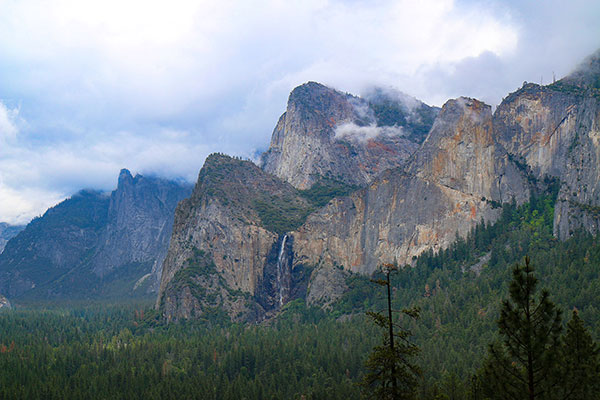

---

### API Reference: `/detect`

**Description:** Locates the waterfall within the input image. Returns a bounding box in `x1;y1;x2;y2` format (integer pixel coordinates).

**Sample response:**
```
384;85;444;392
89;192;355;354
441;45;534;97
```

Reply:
276;234;288;306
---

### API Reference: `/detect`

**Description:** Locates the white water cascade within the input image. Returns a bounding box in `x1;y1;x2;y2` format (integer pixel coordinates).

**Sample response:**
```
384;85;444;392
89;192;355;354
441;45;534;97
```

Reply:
276;234;288;306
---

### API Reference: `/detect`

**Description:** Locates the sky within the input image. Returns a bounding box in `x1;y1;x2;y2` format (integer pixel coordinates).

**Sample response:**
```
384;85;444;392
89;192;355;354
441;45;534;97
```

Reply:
0;0;599;225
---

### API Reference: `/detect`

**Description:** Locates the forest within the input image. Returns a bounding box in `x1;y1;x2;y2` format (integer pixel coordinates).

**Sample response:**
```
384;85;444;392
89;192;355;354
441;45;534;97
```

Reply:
1;187;600;399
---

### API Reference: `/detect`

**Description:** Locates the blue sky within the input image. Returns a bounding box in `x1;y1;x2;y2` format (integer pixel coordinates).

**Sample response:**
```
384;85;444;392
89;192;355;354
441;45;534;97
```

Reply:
0;0;599;224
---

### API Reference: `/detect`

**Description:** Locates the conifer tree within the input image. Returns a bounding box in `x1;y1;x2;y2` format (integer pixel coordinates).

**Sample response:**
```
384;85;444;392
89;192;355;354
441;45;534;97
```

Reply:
361;263;420;400
557;309;600;400
481;256;562;400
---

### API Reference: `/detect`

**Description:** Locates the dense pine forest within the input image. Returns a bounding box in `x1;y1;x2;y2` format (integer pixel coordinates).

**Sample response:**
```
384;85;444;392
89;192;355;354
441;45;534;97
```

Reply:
2;186;600;399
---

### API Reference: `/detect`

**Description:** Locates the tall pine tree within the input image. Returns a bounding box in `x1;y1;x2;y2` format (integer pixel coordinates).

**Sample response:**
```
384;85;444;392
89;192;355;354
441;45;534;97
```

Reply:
481;256;562;400
557;310;600;400
360;263;420;400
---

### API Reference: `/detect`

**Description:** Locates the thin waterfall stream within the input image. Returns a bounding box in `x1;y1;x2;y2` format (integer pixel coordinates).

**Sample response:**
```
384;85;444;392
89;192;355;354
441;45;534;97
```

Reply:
276;234;288;306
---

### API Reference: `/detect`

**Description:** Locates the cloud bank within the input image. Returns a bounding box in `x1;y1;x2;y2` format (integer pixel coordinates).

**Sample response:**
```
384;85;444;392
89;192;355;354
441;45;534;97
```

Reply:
0;0;598;223
334;123;406;143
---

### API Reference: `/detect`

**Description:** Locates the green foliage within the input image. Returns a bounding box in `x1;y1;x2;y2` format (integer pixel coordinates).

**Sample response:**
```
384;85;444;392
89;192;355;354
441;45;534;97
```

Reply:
370;101;408;127
299;177;359;208
168;248;216;297
570;201;600;218
198;154;321;234
361;268;420;399
198;155;363;234
0;190;110;293
547;80;588;96
334;186;600;395
556;310;600;400
548;79;600;99
252;198;314;234
18;260;156;304
0;305;377;400
481;257;562;400
253;176;359;233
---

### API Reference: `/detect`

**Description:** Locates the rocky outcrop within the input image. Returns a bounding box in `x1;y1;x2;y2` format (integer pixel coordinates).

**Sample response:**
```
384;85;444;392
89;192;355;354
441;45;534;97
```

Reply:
494;50;600;239
292;98;530;275
0;294;11;310
0;171;191;300
157;154;312;321
261;82;438;189
306;265;348;309
0;223;24;254
90;169;192;292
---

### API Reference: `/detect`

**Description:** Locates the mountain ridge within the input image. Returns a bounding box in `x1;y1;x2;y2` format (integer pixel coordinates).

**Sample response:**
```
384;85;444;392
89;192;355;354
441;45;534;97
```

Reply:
157;50;600;321
0;170;192;302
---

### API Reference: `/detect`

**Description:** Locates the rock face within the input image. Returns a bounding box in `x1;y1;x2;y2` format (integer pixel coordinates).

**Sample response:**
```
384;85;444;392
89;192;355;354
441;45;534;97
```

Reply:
494;50;600;239
157;97;532;321
0;294;11;310
261;82;438;189
90;170;193;292
157;154;312;321
158;50;600;320
0;171;191;300
306;264;348;309
292;98;530;275
0;223;25;254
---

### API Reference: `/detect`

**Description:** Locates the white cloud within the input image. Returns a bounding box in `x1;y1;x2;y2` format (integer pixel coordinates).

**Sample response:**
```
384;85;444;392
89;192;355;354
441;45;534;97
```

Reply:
0;102;18;143
0;180;65;226
0;0;598;223
0;100;210;224
334;123;406;143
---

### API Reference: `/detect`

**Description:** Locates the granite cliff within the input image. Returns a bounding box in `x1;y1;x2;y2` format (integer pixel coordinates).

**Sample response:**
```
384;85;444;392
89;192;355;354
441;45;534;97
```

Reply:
0;170;191;301
261;82;438;189
90;169;193;292
493;50;600;240
0;293;11;310
292;97;530;279
157;154;313;321
157;96;531;319
158;51;600;321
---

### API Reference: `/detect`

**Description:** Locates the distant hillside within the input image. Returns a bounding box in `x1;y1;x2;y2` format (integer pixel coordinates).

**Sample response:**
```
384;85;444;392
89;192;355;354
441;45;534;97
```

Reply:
0;170;192;303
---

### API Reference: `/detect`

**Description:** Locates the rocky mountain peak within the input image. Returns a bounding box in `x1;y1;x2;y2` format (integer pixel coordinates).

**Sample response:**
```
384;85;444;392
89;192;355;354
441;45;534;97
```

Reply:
193;153;310;222
157;153;314;321
438;96;491;120
493;52;600;240
422;97;491;146
155;49;600;322
261;82;437;189
292;94;529;277
286;81;357;122
118;168;134;185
